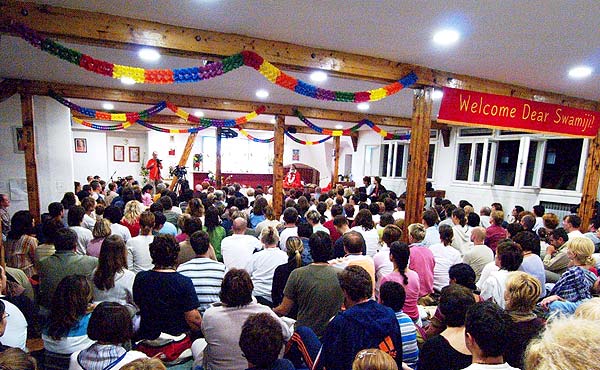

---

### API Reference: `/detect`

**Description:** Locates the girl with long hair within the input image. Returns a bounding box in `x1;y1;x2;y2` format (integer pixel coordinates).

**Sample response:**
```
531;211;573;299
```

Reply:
202;206;226;262
378;241;420;322
93;235;137;314
350;209;379;256
5;211;38;278
121;200;143;237
86;218;111;258
42;275;94;370
271;236;306;318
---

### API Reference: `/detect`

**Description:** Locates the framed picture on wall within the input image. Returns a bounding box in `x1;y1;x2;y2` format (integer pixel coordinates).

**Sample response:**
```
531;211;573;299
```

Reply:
129;146;140;162
12;127;25;153
74;138;87;153
113;145;125;162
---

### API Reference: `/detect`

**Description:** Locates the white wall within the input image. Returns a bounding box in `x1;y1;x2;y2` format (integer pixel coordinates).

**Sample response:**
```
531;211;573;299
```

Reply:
0;95;27;216
72;129;108;183
105;132;147;183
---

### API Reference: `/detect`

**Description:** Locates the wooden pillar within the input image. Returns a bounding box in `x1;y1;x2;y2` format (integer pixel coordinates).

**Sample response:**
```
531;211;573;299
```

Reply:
273;115;285;218
404;88;433;239
169;132;197;191
580;130;600;231
333;136;341;186
215;128;222;188
20;94;41;223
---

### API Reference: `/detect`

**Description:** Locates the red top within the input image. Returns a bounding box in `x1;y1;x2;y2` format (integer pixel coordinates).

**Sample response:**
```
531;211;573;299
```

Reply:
283;170;303;189
146;158;163;181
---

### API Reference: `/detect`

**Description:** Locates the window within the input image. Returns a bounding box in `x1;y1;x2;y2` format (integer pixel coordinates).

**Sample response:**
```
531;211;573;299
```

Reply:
364;145;381;176
541;139;583;190
379;141;434;179
427;144;435;179
454;140;492;183
523;139;545;187
455;143;471;181
493;140;520;186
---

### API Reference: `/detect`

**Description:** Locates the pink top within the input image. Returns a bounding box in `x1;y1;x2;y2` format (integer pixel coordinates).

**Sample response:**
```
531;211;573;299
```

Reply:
86;237;105;258
408;243;436;297
379;269;420;320
141;193;153;207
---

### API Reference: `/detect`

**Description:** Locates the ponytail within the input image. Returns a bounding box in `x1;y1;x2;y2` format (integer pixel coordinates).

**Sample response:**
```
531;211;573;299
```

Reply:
260;226;279;246
294;249;302;269
286;236;304;269
389;241;410;285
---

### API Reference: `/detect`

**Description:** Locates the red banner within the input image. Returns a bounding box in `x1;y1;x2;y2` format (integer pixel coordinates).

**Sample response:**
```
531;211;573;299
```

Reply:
438;87;600;138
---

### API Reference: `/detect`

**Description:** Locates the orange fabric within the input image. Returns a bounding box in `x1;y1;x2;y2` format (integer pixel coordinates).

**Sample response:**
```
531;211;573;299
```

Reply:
146;158;163;181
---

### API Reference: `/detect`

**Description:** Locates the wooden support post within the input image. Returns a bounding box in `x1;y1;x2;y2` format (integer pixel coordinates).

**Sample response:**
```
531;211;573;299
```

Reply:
580;130;600;231
333;136;341;186
168;132;197;191
404;88;433;240
216;128;222;188
20;94;41;223
273;115;285;218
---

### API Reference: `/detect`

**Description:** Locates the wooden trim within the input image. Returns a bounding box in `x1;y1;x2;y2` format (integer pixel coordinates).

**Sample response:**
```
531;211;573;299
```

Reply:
168;133;196;191
1;1;598;109
13;79;441;128
273;115;285;218
0;79;18;103
20;94;40;222
333;136;340;185
404;88;433;238
580;131;600;231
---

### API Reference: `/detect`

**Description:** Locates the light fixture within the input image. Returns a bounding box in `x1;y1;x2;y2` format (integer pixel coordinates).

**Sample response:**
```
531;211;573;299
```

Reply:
138;48;161;62
195;110;205;117
357;103;370;111
120;77;136;85
433;29;460;46
270;118;276;124
102;102;114;110
432;89;444;100
335;124;343;129
222;101;231;105
568;66;593;79
310;71;328;82
255;89;269;99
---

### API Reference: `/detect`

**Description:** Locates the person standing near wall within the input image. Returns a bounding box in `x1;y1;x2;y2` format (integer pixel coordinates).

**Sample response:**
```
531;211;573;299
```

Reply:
145;151;163;189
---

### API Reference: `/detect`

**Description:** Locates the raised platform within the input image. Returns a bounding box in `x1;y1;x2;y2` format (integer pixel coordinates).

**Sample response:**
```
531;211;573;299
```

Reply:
193;172;273;189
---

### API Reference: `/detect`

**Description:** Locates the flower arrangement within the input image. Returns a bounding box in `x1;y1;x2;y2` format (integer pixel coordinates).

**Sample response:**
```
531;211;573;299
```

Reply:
139;165;149;184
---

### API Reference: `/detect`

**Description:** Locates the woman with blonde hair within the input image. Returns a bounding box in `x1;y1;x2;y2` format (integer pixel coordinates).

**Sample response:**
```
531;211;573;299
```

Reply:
86;218;111;258
120;358;166;370
0;348;38;370
503;272;545;369
185;198;204;219
352;348;398;370
524;317;600;370
271;236;306;317
245;226;288;307
574;297;600;319
121;200;143;237
540;237;600;314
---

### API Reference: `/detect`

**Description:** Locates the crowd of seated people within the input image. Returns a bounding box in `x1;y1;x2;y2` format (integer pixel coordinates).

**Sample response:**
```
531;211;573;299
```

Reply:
1;175;600;369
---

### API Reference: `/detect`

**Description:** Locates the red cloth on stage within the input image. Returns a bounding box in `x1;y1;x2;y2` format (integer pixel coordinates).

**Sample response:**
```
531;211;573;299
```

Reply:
146;158;163;181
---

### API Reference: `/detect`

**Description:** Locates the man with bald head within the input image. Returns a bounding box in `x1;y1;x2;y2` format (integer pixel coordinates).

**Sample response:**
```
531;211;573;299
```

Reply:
220;217;262;269
463;226;494;283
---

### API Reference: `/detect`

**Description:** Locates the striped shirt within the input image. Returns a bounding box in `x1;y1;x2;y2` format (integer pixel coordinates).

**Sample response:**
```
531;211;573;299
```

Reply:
549;266;597;302
395;311;419;368
177;257;226;312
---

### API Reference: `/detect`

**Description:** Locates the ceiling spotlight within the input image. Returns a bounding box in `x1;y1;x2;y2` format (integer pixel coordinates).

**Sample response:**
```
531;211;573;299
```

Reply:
357;103;370;111
222;101;231;105
102;102;114;110
310;71;328;82
568;66;593;79
138;48;161;62
120;77;136;85
433;29;460;46
270;118;276;124
432;89;444;100
255;89;269;99
335;124;343;129
195;110;205;117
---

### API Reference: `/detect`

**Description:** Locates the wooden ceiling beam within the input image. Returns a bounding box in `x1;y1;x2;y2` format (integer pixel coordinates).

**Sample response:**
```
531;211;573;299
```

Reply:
14;78;447;129
0;79;19;103
71;111;358;135
1;1;597;110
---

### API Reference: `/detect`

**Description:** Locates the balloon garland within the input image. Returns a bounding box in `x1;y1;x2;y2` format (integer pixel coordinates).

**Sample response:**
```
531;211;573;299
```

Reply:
293;109;411;140
284;131;332;145
71;116;133;131
165;102;266;127
11;21;418;102
235;126;275;143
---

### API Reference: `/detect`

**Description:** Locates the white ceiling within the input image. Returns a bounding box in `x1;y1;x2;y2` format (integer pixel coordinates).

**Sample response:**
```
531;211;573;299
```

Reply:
1;0;598;128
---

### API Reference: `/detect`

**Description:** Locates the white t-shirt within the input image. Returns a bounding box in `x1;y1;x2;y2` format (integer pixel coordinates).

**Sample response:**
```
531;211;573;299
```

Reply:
221;234;262;270
476;261;500;290
110;223;132;242
126;235;155;274
0;298;27;350
69;348;147;370
351;226;380;257
246;248;288;299
463;244;495;283
479;269;510;308
82;214;96;231
279;227;298;251
462;362;520;370
70;226;93;255
92;269;136;308
429;243;463;292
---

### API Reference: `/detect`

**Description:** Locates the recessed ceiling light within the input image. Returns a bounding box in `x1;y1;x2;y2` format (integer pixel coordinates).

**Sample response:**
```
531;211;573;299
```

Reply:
222;101;231;105
568;66;593;79
120;77;136;85
432;89;444;100
195;110;205;117
335;124;343;129
102;102;114;110
433;29;460;46
357;103;370;111
310;71;328;82
255;89;269;99
138;48;161;62
270;118;276;124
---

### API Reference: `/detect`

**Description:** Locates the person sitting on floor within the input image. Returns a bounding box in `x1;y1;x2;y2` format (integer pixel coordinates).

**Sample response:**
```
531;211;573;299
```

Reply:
239;313;295;370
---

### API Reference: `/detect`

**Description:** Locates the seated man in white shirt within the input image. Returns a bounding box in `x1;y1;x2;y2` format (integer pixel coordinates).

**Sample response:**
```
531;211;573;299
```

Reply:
221;217;262;270
0;267;28;350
